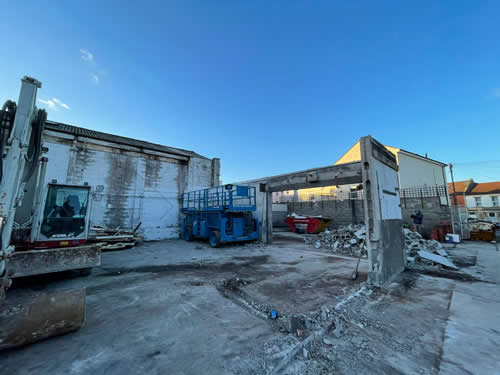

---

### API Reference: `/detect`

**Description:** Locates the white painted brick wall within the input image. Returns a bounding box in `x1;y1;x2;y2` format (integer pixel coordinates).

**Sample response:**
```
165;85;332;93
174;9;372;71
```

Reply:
41;138;214;241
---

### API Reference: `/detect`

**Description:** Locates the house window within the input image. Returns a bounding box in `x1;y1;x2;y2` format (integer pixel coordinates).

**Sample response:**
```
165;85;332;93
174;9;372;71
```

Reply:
492;196;499;206
469;211;476;217
475;197;482;207
489;212;496;218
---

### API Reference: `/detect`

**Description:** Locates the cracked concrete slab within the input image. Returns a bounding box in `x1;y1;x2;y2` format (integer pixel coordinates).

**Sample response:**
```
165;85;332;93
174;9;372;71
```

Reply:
1;236;499;374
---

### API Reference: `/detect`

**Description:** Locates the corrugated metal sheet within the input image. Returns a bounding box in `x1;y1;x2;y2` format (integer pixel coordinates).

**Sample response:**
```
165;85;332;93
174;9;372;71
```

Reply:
45;121;209;160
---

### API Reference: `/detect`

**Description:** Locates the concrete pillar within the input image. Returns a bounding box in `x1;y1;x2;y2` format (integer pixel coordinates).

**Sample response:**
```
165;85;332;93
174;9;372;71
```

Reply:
264;188;273;244
211;158;220;187
360;136;405;286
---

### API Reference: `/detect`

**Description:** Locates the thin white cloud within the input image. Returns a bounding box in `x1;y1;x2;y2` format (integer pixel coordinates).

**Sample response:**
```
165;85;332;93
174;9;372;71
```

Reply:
51;98;70;109
492;88;500;98
80;48;104;84
38;98;56;110
80;48;94;63
37;98;70;111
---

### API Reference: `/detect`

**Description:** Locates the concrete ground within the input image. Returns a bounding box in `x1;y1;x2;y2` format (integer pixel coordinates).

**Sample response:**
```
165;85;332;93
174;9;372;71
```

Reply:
1;233;499;374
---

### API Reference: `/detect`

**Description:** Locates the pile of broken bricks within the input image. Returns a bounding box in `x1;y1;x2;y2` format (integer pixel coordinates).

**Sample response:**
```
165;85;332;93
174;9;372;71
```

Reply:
304;224;367;258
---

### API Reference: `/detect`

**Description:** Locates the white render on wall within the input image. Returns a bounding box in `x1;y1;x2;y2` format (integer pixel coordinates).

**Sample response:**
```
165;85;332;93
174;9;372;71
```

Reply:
396;152;447;189
38;131;215;241
187;157;213;191
466;195;500;208
373;158;402;220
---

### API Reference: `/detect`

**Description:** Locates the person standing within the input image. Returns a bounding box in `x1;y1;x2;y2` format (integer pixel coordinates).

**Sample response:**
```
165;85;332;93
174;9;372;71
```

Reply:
411;210;424;235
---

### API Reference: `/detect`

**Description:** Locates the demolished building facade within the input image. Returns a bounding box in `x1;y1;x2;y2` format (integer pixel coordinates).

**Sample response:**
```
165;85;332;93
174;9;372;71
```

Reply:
15;121;220;241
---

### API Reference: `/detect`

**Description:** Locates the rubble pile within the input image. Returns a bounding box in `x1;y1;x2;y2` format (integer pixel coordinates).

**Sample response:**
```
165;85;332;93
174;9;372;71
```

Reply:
305;224;367;257
305;225;459;269
404;228;457;269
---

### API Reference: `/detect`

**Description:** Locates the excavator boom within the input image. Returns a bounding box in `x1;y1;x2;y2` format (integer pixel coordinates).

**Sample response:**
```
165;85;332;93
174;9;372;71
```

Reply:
0;77;93;350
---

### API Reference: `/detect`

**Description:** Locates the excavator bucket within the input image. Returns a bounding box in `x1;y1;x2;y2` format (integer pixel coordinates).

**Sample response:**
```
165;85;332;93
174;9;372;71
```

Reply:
0;288;85;351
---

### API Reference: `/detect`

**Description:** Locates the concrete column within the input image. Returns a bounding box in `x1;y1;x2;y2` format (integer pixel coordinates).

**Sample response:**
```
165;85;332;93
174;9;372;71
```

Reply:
211;158;220;187
360;136;405;286
264;188;273;244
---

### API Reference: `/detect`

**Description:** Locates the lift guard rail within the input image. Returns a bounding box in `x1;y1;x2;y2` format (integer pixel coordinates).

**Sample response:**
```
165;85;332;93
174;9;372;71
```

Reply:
181;184;259;247
182;184;256;212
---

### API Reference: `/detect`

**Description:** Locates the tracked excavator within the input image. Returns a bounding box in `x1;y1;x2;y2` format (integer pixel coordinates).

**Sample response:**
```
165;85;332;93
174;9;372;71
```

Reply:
0;76;101;350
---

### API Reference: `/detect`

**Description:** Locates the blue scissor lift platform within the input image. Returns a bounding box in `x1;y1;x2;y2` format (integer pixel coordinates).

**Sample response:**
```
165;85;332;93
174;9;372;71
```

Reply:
181;184;259;247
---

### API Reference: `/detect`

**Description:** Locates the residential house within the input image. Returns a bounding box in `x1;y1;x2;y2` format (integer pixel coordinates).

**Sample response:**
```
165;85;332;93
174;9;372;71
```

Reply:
274;140;449;204
447;179;475;207
335;141;449;190
450;180;500;222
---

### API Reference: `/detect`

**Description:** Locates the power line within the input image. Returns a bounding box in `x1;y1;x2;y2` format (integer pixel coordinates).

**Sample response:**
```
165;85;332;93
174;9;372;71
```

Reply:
452;160;500;166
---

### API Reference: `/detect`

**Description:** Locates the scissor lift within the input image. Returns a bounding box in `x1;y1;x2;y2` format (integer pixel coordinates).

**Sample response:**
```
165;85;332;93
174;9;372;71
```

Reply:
181;184;259;247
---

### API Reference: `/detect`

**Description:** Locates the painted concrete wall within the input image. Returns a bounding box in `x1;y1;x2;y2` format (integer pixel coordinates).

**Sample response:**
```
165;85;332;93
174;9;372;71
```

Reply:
335;141;361;165
30;132;215;241
360;137;405;286
187;157;215;191
396;153;446;188
242;182;268;241
335;141;447;190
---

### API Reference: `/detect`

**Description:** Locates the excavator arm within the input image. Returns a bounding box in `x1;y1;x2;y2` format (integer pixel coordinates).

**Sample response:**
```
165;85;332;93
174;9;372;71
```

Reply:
0;77;87;351
0;77;43;298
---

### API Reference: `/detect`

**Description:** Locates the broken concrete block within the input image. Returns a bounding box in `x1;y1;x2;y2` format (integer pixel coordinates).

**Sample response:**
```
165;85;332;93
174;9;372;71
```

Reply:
431;240;443;249
417;250;458;270
303;348;308;359
410;241;421;248
323;337;335;346
354;229;366;239
321;311;328;322
436;249;448;257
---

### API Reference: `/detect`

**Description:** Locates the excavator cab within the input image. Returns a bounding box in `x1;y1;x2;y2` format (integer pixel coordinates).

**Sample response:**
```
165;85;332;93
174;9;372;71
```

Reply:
38;184;91;245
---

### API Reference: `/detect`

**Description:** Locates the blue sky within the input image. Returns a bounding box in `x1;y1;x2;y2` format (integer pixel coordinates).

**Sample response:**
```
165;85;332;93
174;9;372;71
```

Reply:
1;1;499;183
